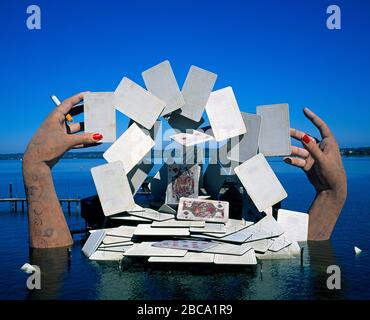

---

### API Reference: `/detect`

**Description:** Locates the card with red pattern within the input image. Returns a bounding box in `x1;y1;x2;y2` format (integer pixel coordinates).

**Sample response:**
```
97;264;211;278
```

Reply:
177;197;229;223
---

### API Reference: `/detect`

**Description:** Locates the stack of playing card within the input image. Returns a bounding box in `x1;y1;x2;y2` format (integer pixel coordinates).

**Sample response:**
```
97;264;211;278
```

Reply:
83;60;308;266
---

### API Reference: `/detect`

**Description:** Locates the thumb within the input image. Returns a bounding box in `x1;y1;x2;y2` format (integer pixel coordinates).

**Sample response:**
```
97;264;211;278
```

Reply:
69;132;103;147
302;133;322;161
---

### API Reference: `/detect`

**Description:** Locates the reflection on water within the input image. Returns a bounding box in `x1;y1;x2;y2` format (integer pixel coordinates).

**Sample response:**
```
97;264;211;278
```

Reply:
0;157;370;299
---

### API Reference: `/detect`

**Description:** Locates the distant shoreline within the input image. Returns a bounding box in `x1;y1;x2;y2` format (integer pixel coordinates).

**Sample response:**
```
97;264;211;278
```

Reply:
1;147;370;160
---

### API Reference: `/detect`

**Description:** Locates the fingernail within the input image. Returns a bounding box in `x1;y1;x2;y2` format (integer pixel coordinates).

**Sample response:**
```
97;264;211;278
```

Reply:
283;157;292;164
302;134;311;144
93;133;103;141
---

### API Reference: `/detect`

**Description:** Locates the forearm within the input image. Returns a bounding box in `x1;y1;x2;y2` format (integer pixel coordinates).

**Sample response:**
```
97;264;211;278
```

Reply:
22;156;73;249
308;190;346;241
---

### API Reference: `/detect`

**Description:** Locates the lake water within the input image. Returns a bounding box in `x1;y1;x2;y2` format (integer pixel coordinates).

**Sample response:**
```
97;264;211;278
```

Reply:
0;157;369;300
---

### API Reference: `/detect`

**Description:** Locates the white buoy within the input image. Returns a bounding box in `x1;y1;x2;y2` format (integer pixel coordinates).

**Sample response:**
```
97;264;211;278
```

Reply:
20;263;36;274
354;246;362;255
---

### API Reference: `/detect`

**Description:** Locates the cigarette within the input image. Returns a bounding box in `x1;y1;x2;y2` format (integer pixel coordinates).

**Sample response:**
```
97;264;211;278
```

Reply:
50;95;73;122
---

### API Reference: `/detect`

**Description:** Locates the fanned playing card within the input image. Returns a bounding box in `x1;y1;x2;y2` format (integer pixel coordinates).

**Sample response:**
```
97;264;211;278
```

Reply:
84;92;116;142
165;164;200;205
180;65;217;122
177;197;229;223
277;209;309;242
103;123;155;174
256;103;291;156
228;112;261;162
234;153;287;212
114;77;166;130
205;87;247;142
91;161;136;216
142;60;184;116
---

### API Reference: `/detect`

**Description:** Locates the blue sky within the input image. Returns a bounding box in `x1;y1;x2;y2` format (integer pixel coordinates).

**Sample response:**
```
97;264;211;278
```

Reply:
0;0;369;153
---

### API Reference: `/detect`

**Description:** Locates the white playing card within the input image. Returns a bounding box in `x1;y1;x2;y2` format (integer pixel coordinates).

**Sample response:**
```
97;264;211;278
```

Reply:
97;245;132;253
256;103;291;156
103;123;155;174
205;87;247;142
133;224;190;236
89;250;125;261
91;161;136;216
142;60;184;116
220;228;253;243
177;198;229;223
213;250;257;265
268;234;292;252
109;214;151;222
114;77;166;129
234;153;287;212
247;239;274;253
99;242;134;248
82;230;106;257
244;216;285;239
148;252;215;264
204;219;253;238
84;92;116;142
124;242;187;257
203;242;252;256
103;236;133;245
228;113;261;162
257;241;300;260
126;204;146;212
190;222;226;234
277;209;309;242
106;225;136;238
151;220;205;228
180;66;217;122
152;240;217;252
128;208;174;222
170;130;214;147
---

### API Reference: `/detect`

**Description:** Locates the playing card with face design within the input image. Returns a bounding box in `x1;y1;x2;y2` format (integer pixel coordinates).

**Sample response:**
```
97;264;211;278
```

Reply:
165;164;200;205
177;197;229;223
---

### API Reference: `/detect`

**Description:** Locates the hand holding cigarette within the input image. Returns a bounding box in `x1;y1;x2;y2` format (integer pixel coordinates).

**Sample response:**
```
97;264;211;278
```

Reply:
22;92;103;248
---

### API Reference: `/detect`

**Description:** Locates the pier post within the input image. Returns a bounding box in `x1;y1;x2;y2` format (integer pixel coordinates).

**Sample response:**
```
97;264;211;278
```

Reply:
300;247;304;266
9;183;14;211
21;200;25;213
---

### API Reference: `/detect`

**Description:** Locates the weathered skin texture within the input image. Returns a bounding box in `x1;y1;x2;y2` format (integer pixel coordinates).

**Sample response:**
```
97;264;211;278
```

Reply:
22;92;102;249
284;108;347;241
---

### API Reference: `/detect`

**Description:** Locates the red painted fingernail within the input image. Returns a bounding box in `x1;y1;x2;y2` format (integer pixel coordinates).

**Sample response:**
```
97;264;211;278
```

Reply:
302;134;311;144
93;133;103;141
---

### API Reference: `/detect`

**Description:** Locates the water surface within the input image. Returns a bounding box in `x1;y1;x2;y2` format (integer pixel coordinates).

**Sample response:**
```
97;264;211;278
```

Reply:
0;157;369;300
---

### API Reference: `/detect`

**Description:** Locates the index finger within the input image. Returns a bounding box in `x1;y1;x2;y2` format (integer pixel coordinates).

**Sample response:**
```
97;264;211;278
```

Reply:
303;107;332;139
59;92;87;114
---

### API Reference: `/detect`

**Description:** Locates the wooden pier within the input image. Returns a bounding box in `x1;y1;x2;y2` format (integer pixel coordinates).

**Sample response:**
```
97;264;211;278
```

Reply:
0;197;81;213
1;183;81;214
